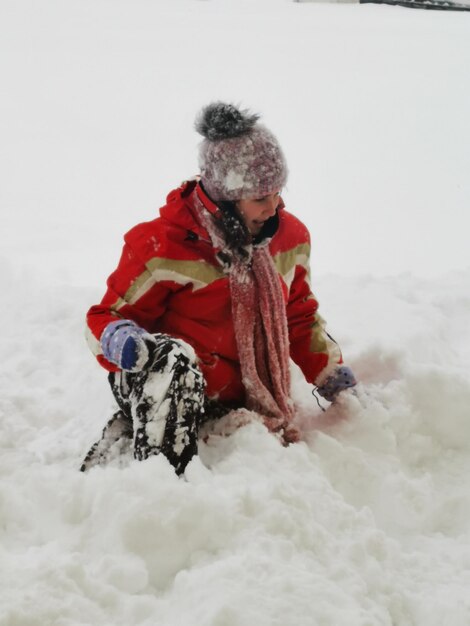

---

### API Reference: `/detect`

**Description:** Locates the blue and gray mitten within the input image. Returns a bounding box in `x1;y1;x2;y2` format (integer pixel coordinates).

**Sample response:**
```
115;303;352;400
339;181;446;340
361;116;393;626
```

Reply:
100;320;157;372
316;366;357;402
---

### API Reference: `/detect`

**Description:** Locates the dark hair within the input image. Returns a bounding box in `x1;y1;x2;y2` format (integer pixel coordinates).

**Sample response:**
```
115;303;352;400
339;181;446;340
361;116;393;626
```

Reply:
215;200;251;262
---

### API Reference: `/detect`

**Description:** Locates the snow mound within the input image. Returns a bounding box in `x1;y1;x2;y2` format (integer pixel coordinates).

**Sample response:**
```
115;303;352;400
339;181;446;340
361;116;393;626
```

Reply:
1;263;470;625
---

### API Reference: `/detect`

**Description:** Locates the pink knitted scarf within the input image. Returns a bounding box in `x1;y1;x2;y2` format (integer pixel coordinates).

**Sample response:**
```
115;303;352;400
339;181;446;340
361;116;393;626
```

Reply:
194;192;295;437
229;249;295;432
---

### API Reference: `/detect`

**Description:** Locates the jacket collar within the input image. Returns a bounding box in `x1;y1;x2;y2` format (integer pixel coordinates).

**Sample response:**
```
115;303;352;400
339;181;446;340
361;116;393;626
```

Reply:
167;178;283;245
195;180;220;218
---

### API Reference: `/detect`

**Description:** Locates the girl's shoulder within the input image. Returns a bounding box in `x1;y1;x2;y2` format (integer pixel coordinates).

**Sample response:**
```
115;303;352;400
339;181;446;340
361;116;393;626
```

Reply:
273;207;311;250
122;182;212;263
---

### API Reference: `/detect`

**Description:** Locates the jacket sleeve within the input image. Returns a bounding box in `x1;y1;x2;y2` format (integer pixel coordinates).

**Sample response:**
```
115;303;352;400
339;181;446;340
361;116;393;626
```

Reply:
286;253;342;386
85;235;172;372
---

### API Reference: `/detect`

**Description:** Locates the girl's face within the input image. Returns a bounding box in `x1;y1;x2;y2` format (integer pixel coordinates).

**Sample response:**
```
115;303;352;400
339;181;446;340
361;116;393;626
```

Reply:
236;191;281;235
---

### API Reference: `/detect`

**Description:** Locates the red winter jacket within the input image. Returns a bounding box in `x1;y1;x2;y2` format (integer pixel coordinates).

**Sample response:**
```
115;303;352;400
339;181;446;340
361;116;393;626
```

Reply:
86;181;342;403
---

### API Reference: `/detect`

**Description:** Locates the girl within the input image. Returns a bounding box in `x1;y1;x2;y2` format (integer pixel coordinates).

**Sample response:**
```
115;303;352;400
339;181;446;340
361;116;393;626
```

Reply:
82;102;356;474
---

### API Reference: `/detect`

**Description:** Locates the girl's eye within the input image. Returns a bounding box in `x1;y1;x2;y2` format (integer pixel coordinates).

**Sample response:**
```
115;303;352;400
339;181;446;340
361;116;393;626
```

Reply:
254;192;281;203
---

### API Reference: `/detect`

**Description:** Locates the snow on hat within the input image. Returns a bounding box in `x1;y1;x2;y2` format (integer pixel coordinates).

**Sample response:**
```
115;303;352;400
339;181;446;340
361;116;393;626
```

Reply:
195;102;288;202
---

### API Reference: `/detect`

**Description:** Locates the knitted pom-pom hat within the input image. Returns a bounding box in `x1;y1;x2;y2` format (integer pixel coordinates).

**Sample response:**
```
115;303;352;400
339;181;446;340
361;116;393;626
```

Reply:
195;102;288;202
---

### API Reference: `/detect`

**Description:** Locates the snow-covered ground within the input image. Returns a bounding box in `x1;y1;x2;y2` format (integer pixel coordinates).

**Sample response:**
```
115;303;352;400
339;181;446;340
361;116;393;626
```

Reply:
1;1;469;624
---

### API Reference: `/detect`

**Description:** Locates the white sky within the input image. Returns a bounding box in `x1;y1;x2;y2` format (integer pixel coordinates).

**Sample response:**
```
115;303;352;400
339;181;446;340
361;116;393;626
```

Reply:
1;0;469;286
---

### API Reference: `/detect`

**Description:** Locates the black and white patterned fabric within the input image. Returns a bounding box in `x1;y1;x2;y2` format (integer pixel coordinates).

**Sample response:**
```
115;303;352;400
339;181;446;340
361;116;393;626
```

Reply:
81;334;211;475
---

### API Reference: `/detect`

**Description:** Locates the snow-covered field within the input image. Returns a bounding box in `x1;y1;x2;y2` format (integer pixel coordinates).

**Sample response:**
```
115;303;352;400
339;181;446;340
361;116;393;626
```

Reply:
1;1;469;624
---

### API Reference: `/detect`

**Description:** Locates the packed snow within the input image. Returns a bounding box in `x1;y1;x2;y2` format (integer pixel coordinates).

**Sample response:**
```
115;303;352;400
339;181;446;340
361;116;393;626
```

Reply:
1;1;469;625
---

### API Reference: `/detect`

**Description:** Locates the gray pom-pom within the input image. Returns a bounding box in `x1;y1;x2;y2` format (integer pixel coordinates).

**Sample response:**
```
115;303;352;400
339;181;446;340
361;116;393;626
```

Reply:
195;102;259;141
